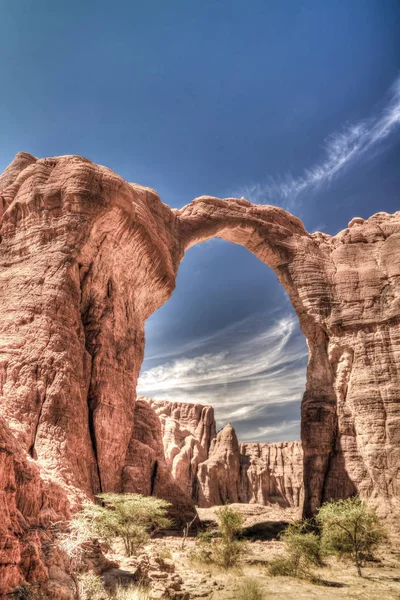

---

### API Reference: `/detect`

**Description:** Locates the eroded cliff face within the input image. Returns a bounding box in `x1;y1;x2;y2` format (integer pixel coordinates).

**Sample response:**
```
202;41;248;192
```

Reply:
140;396;216;497
0;152;399;592
136;398;303;509
122;398;196;526
239;441;303;508
194;422;303;508
0;415;70;595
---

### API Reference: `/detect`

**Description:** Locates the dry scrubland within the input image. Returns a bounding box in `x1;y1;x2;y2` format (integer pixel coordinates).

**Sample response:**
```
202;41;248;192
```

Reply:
16;501;400;600
79;528;400;600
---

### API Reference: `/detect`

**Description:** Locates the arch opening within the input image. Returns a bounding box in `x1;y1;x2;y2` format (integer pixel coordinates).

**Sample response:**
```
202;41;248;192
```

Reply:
138;238;308;510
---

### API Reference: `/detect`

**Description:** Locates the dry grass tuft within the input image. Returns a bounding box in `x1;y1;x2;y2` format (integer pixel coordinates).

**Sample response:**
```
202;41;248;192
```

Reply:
111;585;151;600
236;577;264;600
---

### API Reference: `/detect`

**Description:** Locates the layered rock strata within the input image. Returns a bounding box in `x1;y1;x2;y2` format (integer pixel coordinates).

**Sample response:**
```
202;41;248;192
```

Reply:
140;396;216;497
0;152;399;591
195;422;303;508
122;398;196;525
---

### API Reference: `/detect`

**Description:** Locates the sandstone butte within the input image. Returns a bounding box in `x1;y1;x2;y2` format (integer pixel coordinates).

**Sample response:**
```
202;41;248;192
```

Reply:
0;152;399;593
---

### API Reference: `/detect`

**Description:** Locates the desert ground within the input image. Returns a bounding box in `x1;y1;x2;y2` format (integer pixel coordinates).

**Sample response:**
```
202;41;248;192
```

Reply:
97;504;400;600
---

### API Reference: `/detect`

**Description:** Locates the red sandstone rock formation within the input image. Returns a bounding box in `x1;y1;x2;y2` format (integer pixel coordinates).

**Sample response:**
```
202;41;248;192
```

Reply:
136;398;303;509
0;415;70;594
122;398;196;525
194;421;303;508
239;441;303;508
1;152;399;592
197;424;241;506
140;396;216;497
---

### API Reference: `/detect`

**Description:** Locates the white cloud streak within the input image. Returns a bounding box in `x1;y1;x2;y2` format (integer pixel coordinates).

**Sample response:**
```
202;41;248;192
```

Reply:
136;79;400;442
239;75;400;209
138;314;308;440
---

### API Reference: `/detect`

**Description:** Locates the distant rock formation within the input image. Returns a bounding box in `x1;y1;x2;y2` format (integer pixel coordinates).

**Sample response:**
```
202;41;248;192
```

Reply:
122;399;196;525
1;152;399;593
239;441;303;508
140;396;216;497
143;400;303;508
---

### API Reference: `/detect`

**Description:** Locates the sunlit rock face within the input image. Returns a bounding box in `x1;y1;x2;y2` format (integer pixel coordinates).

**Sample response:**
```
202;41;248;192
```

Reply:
122;398;196;526
0;152;399;592
239;441;303;508
194;422;303;508
140;396;216;497
138;398;303;509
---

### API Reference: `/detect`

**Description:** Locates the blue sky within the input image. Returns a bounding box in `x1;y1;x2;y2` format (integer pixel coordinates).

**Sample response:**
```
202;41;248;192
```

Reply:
1;1;399;441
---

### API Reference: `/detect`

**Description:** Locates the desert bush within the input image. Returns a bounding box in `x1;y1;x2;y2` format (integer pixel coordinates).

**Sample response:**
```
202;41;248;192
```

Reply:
111;585;151;600
212;538;246;568
69;493;172;557
268;555;298;577
190;528;214;564
217;505;244;541
280;521;323;567
192;505;247;569
317;496;387;576
236;578;264;600
78;571;107;600
268;520;322;579
214;505;247;567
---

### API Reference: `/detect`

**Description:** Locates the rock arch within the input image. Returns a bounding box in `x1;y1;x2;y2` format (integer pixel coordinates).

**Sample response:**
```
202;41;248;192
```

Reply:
0;153;399;527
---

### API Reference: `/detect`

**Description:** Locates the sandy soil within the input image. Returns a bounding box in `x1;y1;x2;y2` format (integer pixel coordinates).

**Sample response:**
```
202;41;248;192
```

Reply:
164;536;400;599
104;504;400;599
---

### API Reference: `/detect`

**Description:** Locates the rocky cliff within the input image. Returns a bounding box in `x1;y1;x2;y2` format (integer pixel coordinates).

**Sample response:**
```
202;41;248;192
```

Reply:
122;399;196;525
0;152;399;592
140;396;216;497
195;423;303;508
136;398;303;509
239;441;303;508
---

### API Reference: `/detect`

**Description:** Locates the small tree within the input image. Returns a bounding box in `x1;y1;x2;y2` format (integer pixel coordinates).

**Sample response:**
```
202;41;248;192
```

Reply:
268;520;322;579
192;505;247;569
88;493;172;556
217;505;244;542
61;493;172;563
317;497;387;577
213;505;247;568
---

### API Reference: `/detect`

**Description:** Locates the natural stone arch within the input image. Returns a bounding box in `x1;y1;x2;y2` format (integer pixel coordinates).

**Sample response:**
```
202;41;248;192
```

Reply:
174;196;400;516
0;153;398;524
174;196;338;517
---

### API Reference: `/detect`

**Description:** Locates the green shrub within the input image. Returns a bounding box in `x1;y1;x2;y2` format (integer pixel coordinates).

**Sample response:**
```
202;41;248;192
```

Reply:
268;555;298;577
78;571;107;600
190;529;214;564
236;578;264;600
69;493;172;557
217;505;244;541
192;505;247;568
280;521;324;567
212;538;247;569
268;520;322;579
317;496;387;576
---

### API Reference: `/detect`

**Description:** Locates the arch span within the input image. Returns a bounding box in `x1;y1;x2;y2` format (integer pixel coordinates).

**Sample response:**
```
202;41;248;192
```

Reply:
174;195;340;516
0;154;398;522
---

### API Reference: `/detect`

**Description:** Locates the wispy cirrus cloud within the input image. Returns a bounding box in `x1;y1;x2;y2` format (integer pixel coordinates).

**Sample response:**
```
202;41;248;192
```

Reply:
239;75;400;209
138;312;308;442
